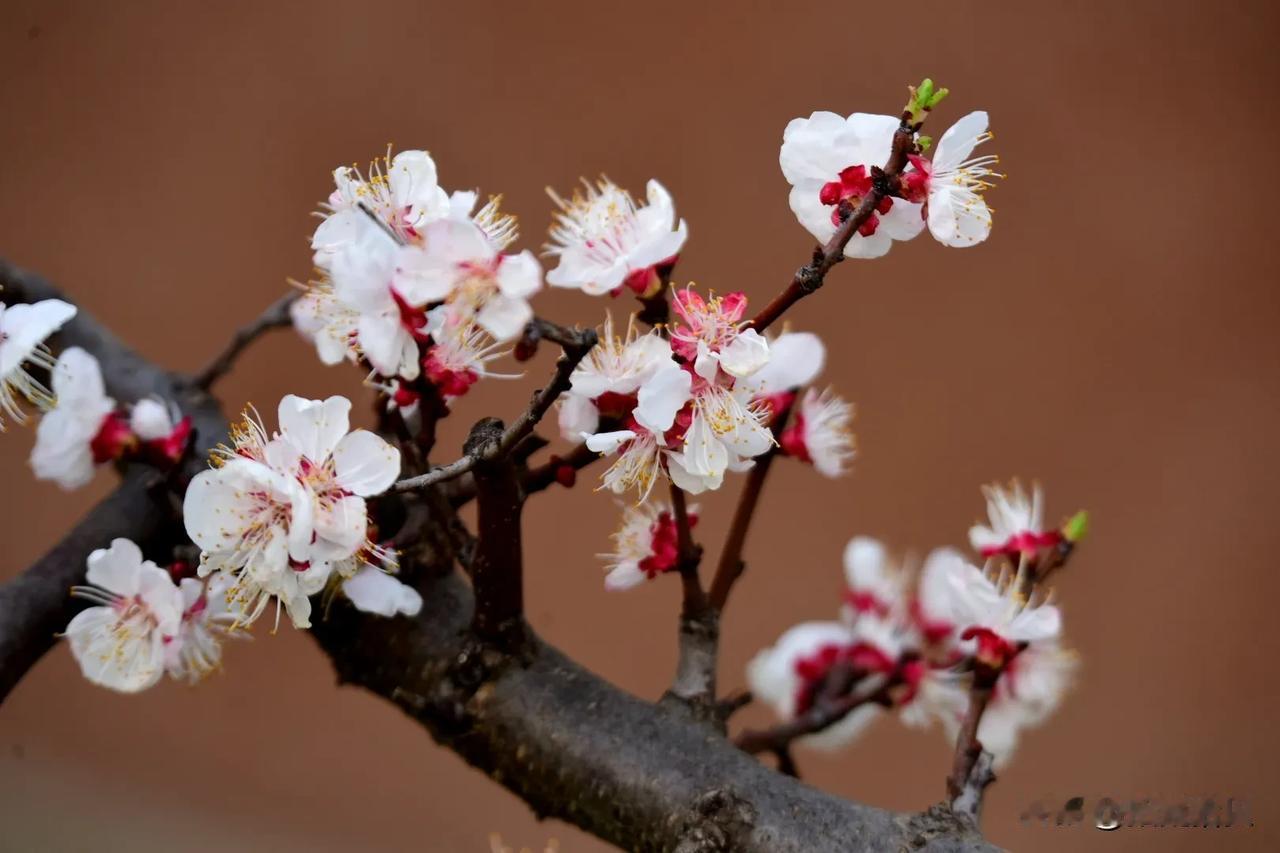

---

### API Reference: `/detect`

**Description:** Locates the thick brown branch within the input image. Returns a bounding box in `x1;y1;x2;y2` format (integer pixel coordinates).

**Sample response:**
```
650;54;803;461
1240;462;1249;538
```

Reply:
0;259;226;700
466;419;527;647
190;291;297;390
311;569;998;853
747;118;919;334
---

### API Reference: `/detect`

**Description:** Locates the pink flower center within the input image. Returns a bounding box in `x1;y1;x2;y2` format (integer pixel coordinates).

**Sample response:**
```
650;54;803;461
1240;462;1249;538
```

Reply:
89;413;137;464
818;165;893;237
980;530;1063;559
960;626;1019;669
638;509;697;579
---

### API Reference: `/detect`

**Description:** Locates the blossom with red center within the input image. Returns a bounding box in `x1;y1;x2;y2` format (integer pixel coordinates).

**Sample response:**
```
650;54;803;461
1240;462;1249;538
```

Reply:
600;501;699;590
184;395;401;630
311;148;517;271
64;538;185;693
669;288;768;378
30;347;120;489
968;480;1062;560
779;111;925;259
900;111;1002;247
746;622;881;750
130;398;193;466
841;537;908;621
545;178;687;297
778;387;856;478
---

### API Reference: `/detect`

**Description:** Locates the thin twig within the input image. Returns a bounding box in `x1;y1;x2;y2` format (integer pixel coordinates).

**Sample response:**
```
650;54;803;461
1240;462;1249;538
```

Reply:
393;320;597;493
735;670;894;757
747;116;921;334
191;292;298;389
670;483;707;614
947;675;998;821
708;399;795;610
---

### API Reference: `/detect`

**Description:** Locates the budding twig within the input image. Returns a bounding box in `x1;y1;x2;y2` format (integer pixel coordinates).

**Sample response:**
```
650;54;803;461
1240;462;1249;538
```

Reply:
191;292;298;390
748;116;921;334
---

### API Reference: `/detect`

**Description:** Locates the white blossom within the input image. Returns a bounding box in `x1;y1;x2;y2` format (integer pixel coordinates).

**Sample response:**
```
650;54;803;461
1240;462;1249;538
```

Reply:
779;387;856;478
746;621;879;750
779;112;924;259
30;347;115;490
183;395;401;629
64;539;184;693
0;298;76;427
968;480;1059;559
166;573;242;683
599;501;691;590
906;111;1000;247
545;178;687;296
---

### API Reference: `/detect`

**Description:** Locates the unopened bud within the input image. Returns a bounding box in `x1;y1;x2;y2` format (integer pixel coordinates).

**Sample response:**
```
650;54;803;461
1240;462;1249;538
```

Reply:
1062;510;1090;544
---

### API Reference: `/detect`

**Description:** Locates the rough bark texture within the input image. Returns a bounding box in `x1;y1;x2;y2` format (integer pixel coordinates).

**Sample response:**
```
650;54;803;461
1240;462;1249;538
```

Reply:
0;261;1000;851
312;570;997;853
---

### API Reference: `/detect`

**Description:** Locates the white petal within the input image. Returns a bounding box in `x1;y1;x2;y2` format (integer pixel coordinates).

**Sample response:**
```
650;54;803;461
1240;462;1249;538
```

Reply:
718;329;770;378
85;538;146;595
495;251;543;298
129;398;174;441
476;294;532;342
278;395;351;464
584;430;636;454
332;430;401;496
745;332;825;395
558;394;599;442
342;567;423;617
313;494;368;557
634;364;692;434
932;111;989;173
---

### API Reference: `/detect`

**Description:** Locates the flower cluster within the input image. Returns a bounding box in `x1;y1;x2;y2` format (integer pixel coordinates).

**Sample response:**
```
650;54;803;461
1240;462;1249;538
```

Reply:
182;394;416;630
64;538;242;693
577;315;858;588
29;347;192;490
295;149;534;407
780;109;1000;255
748;483;1076;767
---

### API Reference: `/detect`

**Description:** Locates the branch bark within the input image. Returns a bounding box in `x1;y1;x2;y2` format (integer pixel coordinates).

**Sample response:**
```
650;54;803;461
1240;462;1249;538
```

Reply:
311;568;999;853
0;260;999;852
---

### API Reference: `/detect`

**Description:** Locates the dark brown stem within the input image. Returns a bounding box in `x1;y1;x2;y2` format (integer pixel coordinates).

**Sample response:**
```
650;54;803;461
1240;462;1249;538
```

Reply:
747;118;919;334
708;401;795;611
667;483;719;709
191;291;297;389
466;419;527;647
947;673;998;822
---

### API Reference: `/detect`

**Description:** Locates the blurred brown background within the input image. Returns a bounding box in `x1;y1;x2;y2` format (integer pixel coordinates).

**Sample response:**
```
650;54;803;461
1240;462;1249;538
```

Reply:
2;1;1278;850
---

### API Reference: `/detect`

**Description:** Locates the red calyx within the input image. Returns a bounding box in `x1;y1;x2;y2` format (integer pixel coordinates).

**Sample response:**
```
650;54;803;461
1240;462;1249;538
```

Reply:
638;509;698;579
391;288;432;341
961;626;1019;670
980;530;1064;560
778;415;810;463
89;412;137;464
146;416;193;466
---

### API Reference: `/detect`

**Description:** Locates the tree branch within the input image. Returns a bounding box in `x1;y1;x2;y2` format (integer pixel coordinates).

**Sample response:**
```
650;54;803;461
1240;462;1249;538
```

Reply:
947;676;997;823
708;401;794;611
747;118;919;334
667;484;718;711
190;291;297;390
311;568;998;853
0;261;1000;851
0;259;226;700
465;418;528;647
393;320;597;493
